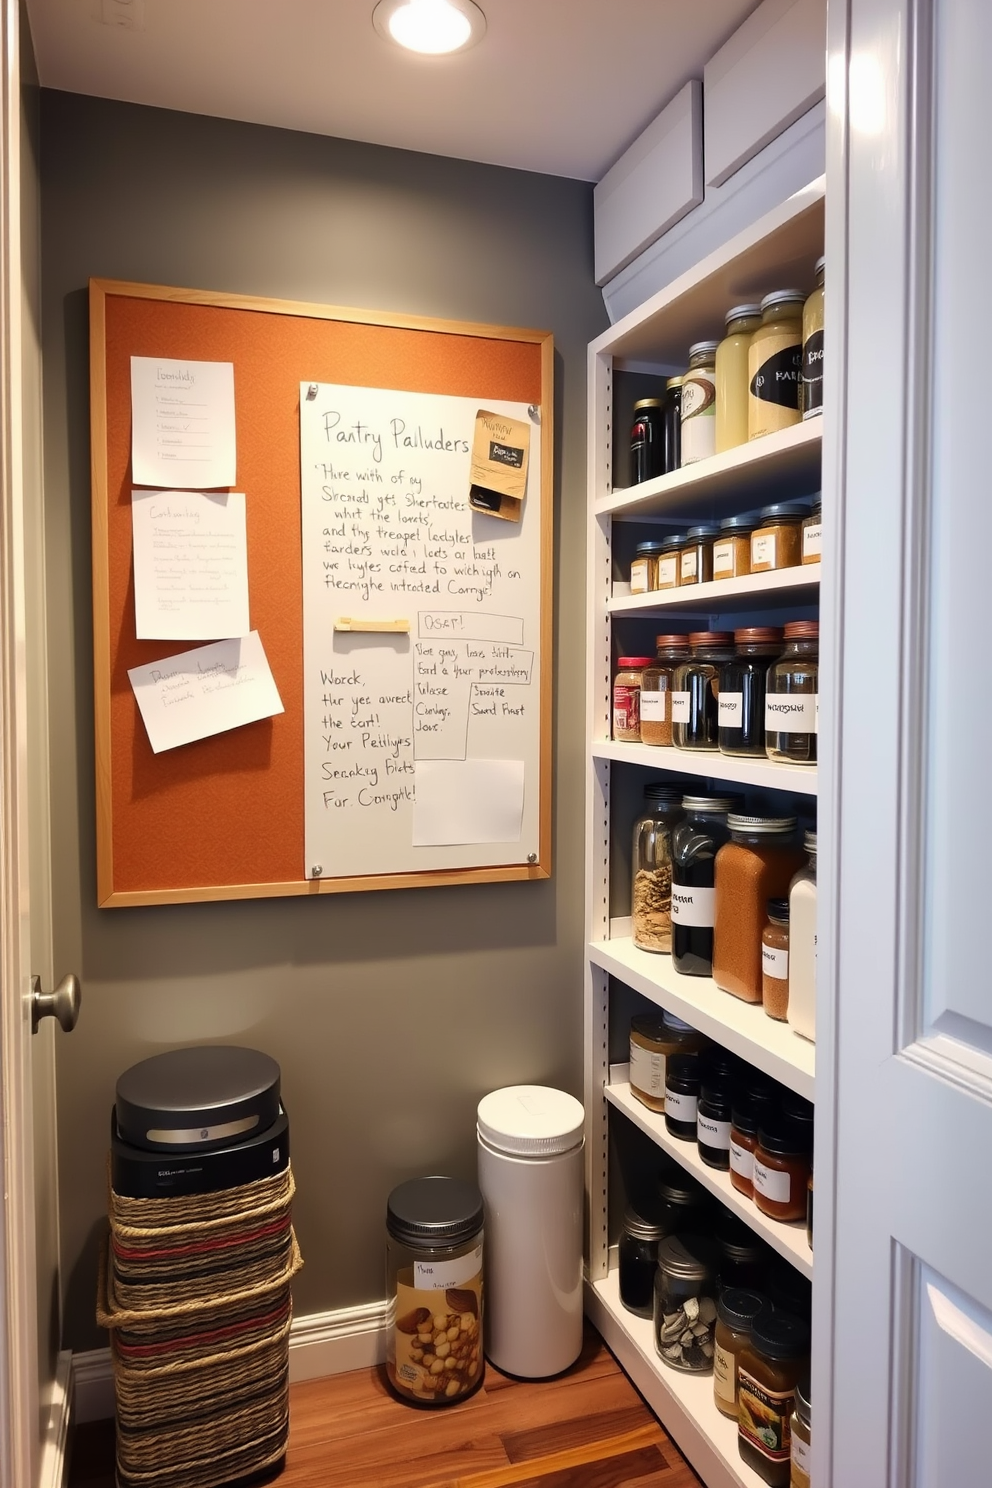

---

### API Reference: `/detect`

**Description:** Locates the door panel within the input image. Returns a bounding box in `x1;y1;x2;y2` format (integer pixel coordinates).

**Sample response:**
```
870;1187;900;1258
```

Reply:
913;1264;992;1488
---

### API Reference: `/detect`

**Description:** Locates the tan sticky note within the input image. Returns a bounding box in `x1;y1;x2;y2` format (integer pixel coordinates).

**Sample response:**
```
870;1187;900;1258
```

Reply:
468;409;532;523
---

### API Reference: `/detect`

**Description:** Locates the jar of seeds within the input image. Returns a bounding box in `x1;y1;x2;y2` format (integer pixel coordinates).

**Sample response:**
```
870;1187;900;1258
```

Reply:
632;785;685;952
653;1235;718;1374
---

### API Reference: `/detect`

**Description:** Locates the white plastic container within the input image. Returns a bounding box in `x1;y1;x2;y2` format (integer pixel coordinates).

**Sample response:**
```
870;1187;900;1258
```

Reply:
476;1085;584;1378
788;830;818;1042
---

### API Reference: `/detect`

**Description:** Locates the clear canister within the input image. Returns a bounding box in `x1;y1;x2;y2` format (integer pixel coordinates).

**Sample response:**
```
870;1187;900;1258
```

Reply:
640;634;691;747
748;290;805;440
654;1235;718;1374
632;784;684;952
765;622;819;764
672;632;735;751
681;341;718;465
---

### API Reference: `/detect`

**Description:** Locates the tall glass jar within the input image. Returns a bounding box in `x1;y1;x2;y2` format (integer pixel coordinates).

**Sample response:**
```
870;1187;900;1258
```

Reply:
761;899;791;1021
672;794;738;976
718;628;784;758
765;622;819;764
385;1176;485;1406
713;816;806;1002
618;1206;665;1318
661;375;683;473
631;784;684;952
738;1309;811;1486
802;256;825;419
788;832;817;1042
748;290;805;441
681;341;719;465
715;303;762;452
672;632;735;751
629;398;664;485
640;635;691;746
654;1235;718;1374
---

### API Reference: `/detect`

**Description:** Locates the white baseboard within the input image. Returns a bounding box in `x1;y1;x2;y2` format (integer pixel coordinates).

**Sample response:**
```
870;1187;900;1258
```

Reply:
71;1300;390;1424
39;1350;73;1488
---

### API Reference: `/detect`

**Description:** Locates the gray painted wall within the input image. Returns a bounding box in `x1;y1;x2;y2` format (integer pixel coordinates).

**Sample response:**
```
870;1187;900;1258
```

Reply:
39;90;606;1350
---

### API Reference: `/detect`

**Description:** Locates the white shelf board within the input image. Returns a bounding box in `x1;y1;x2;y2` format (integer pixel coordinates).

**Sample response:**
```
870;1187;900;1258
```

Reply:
592;740;818;796
585;1266;769;1488
610;563;820;616
590;936;815;1101
601;420;822;523
605;1075;813;1280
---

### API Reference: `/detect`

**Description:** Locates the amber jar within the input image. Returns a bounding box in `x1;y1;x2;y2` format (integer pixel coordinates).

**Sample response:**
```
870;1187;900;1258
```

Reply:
791;1374;811;1487
753;1107;813;1224
629;1013;668;1113
655;536;683;591
729;1080;778;1201
640;635;691;747
679;524;719;586
712;512;755;581
750;502;810;572
613;656;654;742
713;1287;764;1419
718;628;784;759
630;540;668;595
672;632;734;751
761;899;791;1021
713;816;806;1003
738;1308;811;1485
801;502;822;565
765;622;818;764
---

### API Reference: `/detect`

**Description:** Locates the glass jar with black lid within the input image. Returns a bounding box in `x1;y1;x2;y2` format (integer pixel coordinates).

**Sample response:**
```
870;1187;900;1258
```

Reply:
730;1077;779;1201
672;794;739;976
618;1205;665;1318
716;1210;767;1291
718;627;784;758
679;523;720;586
629;540;669;595
765;621;818;764
672;632;735;750
737;1307;811;1485
630;398;664;485
665;1052;700;1140
656;1171;712;1237
661;376;683;473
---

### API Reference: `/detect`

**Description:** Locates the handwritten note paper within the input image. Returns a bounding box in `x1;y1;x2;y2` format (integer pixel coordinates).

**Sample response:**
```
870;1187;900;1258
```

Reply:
128;632;283;754
131;357;236;489
131;490;249;641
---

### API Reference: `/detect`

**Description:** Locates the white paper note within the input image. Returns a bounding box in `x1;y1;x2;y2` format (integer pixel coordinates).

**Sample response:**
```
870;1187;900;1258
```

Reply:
131;356;237;489
128;633;283;754
131;490;250;641
412;759;525;846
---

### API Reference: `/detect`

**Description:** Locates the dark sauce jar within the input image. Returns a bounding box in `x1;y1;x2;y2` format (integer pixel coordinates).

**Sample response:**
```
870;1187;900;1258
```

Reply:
672;794;739;977
718;627;784;758
630;398;665;485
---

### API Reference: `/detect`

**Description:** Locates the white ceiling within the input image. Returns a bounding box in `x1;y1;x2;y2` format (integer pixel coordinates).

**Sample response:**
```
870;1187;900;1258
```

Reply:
24;0;758;182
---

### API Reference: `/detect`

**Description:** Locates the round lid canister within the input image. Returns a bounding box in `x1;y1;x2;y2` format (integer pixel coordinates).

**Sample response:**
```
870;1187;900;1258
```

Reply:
386;1175;484;1248
477;1086;584;1158
115;1045;281;1152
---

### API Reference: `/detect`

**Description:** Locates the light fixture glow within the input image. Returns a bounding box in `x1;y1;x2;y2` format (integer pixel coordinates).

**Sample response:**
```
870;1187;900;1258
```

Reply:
372;0;486;56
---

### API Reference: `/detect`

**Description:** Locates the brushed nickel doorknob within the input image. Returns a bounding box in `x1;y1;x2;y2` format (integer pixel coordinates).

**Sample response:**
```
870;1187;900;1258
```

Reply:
31;972;81;1034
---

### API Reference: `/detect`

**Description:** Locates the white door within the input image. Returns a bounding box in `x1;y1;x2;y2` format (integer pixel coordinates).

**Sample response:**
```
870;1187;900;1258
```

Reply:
0;3;71;1486
819;0;992;1482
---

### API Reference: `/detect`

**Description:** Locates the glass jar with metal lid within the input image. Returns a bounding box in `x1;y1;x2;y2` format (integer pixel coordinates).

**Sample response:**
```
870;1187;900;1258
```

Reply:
801;501;822;565
672;631;735;751
613;656;654;742
679;523;720;586
750;501;811;572
385;1175;485;1406
653;1234;718;1374
671;794;739;976
716;1210;767;1291
802;255;825;420
713;816;806;1003
790;1374;812;1487
629;398;664;485
629;1008;704;1112
656;1169;711;1236
655;535;683;591
713;1287;765;1419
631;784;684;952
681;341;719;466
629;539;668;595
712;512;756;581
716;304;763;452
730;1078;779;1200
618;1205;665;1318
738;1308;811;1486
664;1052;700;1140
748;290;805;441
661;375;683;473
640;635;691;746
754;1095;814;1223
718;627;784;758
762;899;791;1020
765;621;818;764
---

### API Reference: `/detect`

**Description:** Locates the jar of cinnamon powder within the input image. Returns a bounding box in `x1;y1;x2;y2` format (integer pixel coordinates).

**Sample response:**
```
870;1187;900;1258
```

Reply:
713;816;806;1003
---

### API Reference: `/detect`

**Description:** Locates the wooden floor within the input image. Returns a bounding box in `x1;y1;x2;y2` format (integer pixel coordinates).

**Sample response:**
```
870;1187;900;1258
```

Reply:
68;1328;702;1488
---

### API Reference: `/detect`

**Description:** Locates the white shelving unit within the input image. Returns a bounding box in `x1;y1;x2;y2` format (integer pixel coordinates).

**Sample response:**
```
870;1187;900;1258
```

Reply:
583;178;824;1488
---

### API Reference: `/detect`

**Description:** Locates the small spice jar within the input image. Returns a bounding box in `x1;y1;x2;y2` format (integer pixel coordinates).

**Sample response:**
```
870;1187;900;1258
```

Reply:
679;523;719;586
748;291;805;441
661;376;684;473
664;1053;700;1141
628;1013;668;1112
613;656;654;742
801;501;822;565
754;1107;813;1224
750;502;810;572
657;1171;711;1238
714;1288;765;1419
738;1308;811;1486
791;1375;812;1487
802;254;825;420
630;398;665;485
655;536;683;591
681;341;719;466
765;621;819;764
618;1205;665;1319
713;816;806;1003
718;627;784;758
654;1235;718;1374
761;899;791;1021
385;1176;485;1406
729;1081;778;1200
697;1079;733;1169
671;794;739;977
712;512;756;581
716;304;763;453
640;635;691;747
631;785;684;952
672;631;735;751
716;1211;767;1292
629;540;667;595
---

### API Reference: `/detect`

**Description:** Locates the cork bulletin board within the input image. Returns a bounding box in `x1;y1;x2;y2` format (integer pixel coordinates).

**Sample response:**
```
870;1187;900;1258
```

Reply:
89;279;554;907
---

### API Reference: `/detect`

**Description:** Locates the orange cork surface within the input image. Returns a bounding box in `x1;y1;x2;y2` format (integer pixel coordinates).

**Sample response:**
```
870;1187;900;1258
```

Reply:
96;285;545;902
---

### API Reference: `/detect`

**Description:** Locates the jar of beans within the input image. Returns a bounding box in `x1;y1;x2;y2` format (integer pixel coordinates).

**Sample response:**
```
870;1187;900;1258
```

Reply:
712;816;806;1003
672;632;735;751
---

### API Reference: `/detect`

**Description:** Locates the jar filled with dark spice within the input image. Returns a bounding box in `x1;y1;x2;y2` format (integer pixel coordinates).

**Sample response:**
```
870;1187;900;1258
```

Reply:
697;1080;733;1169
631;785;684;953
714;816;806;1003
730;1080;779;1201
640;635;691;747
672;795;739;976
765;622;818;764
656;1171;712;1237
629;398;665;485
661;376;684;474
618;1206;665;1319
714;1287;765;1419
718;628;784;758
761;899;791;1021
664;1053;700;1140
737;1308;811;1486
672;632;735;751
716;1211;767;1292
654;1235;718;1374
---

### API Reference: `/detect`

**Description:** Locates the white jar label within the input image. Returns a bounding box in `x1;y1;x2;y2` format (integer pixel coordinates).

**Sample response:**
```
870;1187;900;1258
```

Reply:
753;1157;792;1205
664;1087;697;1123
765;694;816;732
713;1340;736;1405
630;559;649;594
802;523;822;560
712;539;734;577
671;692;690;723
697;1111;731;1150
629;1042;665;1097
792;1435;811;1471
657;554;678;588
414;1243;484;1290
680;550;698;581
730;1140;753;1182
639;690;667;722
762;943;789;980
670;884;715;927
718;691;743;727
752;532;776;567
681;373;716;420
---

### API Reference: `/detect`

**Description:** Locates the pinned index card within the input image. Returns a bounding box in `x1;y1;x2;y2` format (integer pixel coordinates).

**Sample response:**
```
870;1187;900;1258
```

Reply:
131;356;236;489
131;490;249;641
128;632;283;754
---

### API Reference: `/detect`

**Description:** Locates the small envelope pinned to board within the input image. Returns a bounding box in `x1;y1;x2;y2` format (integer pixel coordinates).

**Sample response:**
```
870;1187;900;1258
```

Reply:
467;408;532;523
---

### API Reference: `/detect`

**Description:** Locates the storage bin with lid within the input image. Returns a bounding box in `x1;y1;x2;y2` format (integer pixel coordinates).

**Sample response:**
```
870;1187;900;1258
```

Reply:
737;1308;811;1485
716;304;763;452
748;290;805;440
631;784;684;952
476;1085;584;1378
765;621;818;763
640;635;690;746
802;255;825;419
672;794;738;976
713;1287;765;1418
672;632;735;751
679;523;719;586
712;512;756;581
653;1235;718;1373
629;398;664;485
713;816;806;1002
386;1175;485;1405
681;341;719;465
618;1206;665;1318
718;627;784;758
613;656;654;742
750;501;810;572
788;831;818;1042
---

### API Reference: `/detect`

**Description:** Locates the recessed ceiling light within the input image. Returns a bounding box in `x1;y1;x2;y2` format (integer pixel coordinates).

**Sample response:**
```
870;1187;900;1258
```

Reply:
372;0;486;56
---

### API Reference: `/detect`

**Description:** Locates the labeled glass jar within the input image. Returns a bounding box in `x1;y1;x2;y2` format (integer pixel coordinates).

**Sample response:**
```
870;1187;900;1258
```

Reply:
713;816;806;1003
681;341;719;466
801;501;822;565
791;1375;812;1488
630;540;668;595
613;656;654;742
718;627;784;758
738;1308;811;1486
661;376;683;473
618;1206;665;1319
754;1114;813;1223
716;304;763;453
640;635;691;747
629;1012;668;1113
712;512;755;581
385;1176;485;1406
750;502;810;572
672;794;738;976
748;290;805;441
761;899;791;1021
630;398;665;485
672;632;735;751
729;1081;778;1200
654;1235;718;1374
697;1081;733;1169
655;536;683;591
665;1053;700;1140
788;832;817;1043
657;1170;711;1238
631;784;684;952
765;621;819;764
679;523;719;586
714;1287;765;1419
802;255;825;420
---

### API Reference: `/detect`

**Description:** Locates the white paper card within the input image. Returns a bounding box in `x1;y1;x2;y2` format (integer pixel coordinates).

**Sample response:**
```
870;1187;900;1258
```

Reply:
128;633;283;754
131;357;236;489
131;490;250;641
412;759;525;846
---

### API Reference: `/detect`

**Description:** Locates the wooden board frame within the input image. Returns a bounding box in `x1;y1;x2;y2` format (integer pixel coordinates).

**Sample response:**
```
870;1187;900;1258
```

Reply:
89;279;554;907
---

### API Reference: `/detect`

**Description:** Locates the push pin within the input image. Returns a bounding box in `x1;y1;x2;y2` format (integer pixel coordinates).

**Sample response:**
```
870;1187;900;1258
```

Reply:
310;864;323;878
306;384;318;401
527;853;538;864
528;404;540;423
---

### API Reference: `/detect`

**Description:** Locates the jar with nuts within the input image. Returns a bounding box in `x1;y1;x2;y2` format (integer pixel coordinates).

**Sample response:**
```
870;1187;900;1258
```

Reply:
385;1176;485;1406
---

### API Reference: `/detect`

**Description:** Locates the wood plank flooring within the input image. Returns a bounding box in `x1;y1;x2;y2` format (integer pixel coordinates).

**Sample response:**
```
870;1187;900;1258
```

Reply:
68;1328;702;1488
